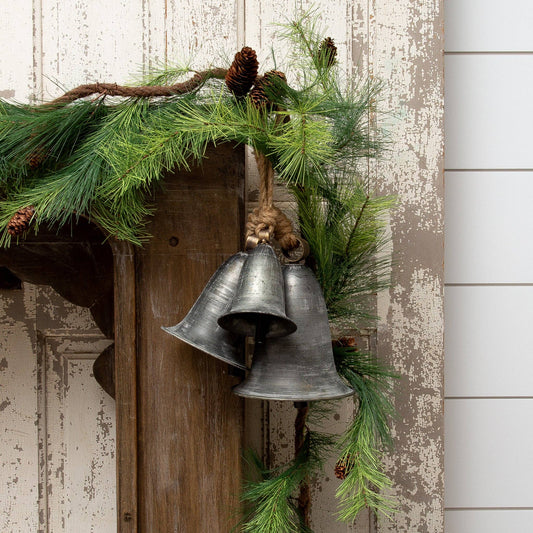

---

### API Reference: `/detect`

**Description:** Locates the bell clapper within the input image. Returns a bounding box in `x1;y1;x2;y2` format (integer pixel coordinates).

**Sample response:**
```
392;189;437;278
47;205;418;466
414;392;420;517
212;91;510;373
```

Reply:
254;316;268;345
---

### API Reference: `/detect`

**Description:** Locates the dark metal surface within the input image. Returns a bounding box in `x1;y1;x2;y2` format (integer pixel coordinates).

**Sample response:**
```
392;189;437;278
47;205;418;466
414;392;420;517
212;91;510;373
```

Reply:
218;243;297;338
162;252;247;370
233;264;354;401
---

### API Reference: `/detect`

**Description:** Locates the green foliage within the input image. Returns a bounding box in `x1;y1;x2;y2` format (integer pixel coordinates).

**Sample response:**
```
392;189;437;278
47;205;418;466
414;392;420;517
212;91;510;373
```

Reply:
239;432;334;533
241;346;398;531
0;11;381;245
294;177;395;329
334;346;398;521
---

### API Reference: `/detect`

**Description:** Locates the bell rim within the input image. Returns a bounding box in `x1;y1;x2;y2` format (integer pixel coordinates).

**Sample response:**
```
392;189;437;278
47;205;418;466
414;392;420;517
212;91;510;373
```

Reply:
231;383;354;401
161;325;247;370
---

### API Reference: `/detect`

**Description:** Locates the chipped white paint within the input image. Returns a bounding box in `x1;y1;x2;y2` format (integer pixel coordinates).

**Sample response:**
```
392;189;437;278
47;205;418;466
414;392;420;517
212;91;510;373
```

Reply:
371;1;444;532
40;333;115;533
0;285;38;532
0;285;116;532
166;0;239;69
40;0;145;99
0;1;34;102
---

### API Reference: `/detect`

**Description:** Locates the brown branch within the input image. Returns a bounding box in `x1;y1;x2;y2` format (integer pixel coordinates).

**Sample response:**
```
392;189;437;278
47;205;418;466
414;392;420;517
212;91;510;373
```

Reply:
48;68;228;105
294;402;311;528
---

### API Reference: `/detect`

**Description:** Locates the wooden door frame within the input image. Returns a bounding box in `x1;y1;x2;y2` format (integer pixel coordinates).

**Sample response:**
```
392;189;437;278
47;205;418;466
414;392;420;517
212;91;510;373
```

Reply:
112;143;245;532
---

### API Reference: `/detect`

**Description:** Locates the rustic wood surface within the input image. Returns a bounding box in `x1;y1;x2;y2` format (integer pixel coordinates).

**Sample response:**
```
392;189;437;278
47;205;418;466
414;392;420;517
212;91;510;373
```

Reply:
0;220;114;338
370;2;445;531
124;143;245;532
112;240;139;532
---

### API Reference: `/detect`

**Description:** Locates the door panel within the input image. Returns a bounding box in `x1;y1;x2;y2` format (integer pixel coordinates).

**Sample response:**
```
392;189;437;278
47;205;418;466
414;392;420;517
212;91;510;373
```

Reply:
0;285;116;533
40;334;115;533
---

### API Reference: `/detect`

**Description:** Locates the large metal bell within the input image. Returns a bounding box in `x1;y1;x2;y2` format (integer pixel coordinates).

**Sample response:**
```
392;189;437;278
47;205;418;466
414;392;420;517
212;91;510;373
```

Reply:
233;264;354;401
162;252;247;370
218;243;297;339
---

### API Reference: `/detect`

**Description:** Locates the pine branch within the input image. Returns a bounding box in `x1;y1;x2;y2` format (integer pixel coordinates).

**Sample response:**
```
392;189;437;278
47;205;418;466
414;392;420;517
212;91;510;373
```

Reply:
239;431;334;533
344;194;370;257
294;178;395;327
333;345;398;521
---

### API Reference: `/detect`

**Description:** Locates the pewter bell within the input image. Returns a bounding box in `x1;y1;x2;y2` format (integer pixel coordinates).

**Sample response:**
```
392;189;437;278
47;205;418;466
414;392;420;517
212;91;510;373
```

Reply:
162;252;247;370
218;243;297;339
233;263;354;401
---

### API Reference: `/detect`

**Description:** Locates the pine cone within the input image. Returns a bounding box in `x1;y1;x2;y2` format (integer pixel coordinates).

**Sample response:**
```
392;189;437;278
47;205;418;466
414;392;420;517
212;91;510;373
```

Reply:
249;71;287;109
263;70;287;84
225;47;259;97
318;37;337;67
7;206;35;236
334;456;353;480
335;336;357;348
249;83;269;109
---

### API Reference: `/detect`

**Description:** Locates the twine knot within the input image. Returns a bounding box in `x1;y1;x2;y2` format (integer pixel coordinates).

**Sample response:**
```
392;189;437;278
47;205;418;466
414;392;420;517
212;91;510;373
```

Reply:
245;151;300;251
245;205;300;250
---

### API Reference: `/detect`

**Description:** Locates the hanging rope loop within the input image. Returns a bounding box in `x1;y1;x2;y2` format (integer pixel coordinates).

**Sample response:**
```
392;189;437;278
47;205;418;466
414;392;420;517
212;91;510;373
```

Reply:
245;150;303;253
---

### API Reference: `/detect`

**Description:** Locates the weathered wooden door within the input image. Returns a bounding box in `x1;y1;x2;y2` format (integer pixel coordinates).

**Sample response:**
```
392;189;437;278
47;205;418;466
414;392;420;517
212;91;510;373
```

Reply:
0;285;116;532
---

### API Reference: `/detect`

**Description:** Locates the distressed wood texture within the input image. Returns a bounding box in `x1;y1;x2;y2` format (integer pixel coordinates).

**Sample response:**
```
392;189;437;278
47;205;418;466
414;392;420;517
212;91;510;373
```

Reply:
0;285;38;531
370;1;445;532
38;333;115;533
114;143;245;532
0;283;116;532
111;241;138;532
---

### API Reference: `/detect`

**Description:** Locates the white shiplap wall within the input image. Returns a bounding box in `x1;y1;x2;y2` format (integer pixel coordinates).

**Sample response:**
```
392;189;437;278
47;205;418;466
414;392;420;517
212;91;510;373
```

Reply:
445;1;533;531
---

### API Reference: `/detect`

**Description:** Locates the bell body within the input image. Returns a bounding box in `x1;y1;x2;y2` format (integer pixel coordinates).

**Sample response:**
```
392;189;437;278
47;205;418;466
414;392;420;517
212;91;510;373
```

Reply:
233;264;354;401
162;252;247;370
218;243;296;339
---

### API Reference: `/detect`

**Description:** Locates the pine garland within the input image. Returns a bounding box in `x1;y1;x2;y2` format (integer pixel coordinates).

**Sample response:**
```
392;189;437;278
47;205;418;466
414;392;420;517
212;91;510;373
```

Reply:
0;10;398;531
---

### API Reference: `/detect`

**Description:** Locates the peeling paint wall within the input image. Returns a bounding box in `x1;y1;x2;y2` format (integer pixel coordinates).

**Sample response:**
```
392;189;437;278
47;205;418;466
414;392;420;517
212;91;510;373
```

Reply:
371;1;444;532
244;2;444;532
0;285;115;532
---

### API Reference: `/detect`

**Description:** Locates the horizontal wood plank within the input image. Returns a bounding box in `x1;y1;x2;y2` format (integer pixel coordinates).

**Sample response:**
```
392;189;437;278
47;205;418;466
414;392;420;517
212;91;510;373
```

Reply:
445;56;533;169
445;0;533;52
445;171;533;283
445;286;533;397
445;399;533;508
445;509;533;533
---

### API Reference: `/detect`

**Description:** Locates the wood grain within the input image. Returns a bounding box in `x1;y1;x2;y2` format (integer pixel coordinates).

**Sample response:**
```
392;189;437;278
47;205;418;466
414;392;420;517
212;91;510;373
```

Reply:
111;240;138;532
130;143;245;532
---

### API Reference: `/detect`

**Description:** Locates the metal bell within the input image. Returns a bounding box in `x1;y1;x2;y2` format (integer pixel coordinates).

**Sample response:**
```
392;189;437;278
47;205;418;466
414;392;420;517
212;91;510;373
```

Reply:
162;252;247;370
218;243;297;339
233;264;354;401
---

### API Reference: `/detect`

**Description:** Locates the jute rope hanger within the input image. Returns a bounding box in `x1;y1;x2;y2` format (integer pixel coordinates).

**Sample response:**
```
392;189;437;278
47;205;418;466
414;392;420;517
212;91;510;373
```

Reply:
245;150;301;252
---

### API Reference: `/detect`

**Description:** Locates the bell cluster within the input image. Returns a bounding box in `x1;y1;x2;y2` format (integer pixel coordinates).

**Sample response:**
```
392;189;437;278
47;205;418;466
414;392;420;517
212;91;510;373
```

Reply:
162;243;353;402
